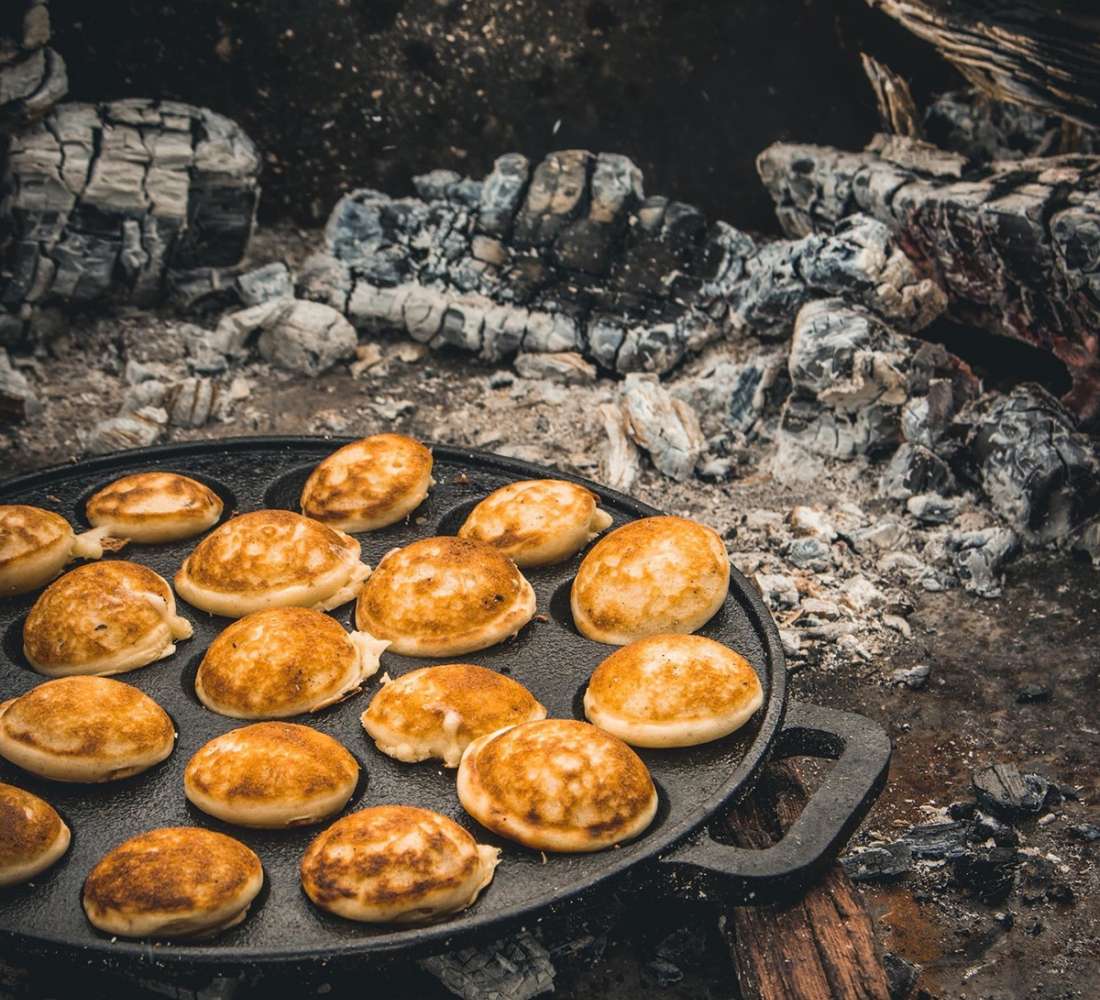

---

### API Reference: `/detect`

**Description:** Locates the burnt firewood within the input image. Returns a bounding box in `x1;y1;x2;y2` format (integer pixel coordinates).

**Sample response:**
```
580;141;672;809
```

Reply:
0;2;66;130
925;89;1100;161
757;135;1100;424
302;151;945;375
867;0;1100;131
861;53;922;140
1;99;260;328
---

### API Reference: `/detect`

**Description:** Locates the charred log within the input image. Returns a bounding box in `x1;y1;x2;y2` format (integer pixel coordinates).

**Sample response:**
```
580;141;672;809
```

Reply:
1;99;260;329
867;0;1100;131
861;53;922;140
302;150;944;374
757;134;1100;424
0;2;66;130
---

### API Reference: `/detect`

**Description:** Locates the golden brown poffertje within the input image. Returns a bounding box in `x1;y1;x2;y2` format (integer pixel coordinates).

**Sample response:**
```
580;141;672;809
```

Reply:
194;606;388;719
361;664;546;767
85;472;223;543
300;805;499;923
456;719;657;852
584;634;764;747
0;676;175;783
300;434;434;532
0;782;71;887
458;479;613;567
83;827;263;939
0;504;120;598
23;561;192;677
184;722;359;828
571;516;729;645
355;536;536;657
174;509;370;617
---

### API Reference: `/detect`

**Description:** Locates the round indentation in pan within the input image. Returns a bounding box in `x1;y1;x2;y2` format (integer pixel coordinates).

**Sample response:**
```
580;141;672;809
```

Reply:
548;578;582;637
262;463;314;513
73;470;238;535
1;615;33;674
435;498;479;537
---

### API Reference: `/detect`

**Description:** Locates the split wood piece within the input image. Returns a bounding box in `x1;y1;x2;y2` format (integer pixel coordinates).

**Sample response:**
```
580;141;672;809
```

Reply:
867;0;1100;131
861;53;922;140
0;2;66;129
2;99;260;313
757;134;1100;424
722;760;892;1000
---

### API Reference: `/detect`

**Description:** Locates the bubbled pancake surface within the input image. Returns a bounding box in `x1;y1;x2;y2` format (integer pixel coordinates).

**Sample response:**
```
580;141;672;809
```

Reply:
0;676;175;782
456;719;658;852
0;505;74;596
0;439;777;964
184;723;359;828
175;510;363;614
571;516;730;645
195;607;374;718
83;827;262;938
23;560;189;676
458;479;611;567
85;472;223;542
584;634;764;747
362;664;547;766
355;536;535;656
300;434;433;531
0;782;70;886
300;805;499;923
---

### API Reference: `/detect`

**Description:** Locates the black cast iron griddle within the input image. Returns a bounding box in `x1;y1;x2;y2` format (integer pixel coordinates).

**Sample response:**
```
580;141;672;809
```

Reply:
0;437;890;973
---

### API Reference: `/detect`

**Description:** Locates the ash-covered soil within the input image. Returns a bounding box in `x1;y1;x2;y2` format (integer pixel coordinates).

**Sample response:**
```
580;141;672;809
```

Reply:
2;231;1097;1000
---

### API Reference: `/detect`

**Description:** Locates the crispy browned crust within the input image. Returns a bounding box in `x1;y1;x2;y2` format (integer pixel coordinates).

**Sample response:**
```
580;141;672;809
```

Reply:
0;676;174;763
301;434;433;527
354;537;531;649
0;782;65;868
177;510;358;596
23;561;175;669
0;506;70;573
363;664;545;747
85;472;222;529
195;607;360;717
461;720;656;848
571;516;728;643
587;634;761;723
185;723;358;804
300;806;479;909
83;827;261;918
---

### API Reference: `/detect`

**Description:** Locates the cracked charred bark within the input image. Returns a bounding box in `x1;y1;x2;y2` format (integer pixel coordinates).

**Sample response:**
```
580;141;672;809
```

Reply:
0;2;66;131
1;98;260;327
301;150;944;375
758;134;1100;425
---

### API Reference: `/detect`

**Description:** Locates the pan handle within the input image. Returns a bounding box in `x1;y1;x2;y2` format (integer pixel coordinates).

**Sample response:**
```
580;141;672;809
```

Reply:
657;700;891;905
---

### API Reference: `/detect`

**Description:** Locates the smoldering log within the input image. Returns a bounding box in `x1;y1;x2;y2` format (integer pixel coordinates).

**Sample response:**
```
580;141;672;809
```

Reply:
866;0;1100;131
1;99;260;320
301;150;944;375
757;134;1100;423
0;2;66;130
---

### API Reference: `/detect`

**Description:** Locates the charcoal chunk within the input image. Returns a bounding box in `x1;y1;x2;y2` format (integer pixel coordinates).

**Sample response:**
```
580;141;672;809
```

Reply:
899;820;969;860
973;763;1049;817
841;841;913;881
951;846;1019;903
1015;683;1052;704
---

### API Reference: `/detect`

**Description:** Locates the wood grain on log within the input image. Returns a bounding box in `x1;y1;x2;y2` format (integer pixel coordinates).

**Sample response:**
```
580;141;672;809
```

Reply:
758;135;1100;424
861;53;922;139
1;99;260;314
722;760;893;1000
867;0;1100;130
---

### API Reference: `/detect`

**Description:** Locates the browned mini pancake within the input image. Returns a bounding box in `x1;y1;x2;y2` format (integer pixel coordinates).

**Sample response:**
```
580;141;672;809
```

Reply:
174;509;370;617
300;805;499;923
584;634;764;747
300;433;433;532
0;782;70;886
361;664;546;767
456;719;657;852
83;827;263;938
85;472;223;543
355;536;536;657
23;561;192;677
458;479;613;567
571;516;729;645
194;607;388;719
0;676;175;783
0;504;120;598
184;722;359;828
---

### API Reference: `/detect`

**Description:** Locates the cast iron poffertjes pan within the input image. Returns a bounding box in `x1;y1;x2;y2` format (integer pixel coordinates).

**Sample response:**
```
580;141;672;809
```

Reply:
0;437;891;973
